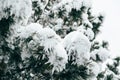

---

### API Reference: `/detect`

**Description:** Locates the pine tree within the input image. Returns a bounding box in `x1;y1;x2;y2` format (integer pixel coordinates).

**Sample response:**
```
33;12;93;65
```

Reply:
0;0;116;80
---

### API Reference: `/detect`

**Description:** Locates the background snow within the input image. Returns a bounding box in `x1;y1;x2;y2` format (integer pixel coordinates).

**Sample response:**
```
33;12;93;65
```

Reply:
92;0;120;58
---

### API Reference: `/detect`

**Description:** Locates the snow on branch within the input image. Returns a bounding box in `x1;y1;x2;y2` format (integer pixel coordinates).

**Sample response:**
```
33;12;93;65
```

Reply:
63;31;91;66
0;0;32;23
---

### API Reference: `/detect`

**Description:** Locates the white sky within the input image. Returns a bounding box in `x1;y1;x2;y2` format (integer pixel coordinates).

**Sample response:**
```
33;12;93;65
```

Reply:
92;0;120;58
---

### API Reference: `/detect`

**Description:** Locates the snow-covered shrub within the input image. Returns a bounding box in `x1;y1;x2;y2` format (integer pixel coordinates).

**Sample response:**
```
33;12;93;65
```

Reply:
11;23;68;73
36;27;68;73
63;31;91;66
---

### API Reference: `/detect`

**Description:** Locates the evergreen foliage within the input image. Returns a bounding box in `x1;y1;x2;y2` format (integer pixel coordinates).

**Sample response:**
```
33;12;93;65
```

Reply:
0;0;119;80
